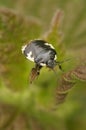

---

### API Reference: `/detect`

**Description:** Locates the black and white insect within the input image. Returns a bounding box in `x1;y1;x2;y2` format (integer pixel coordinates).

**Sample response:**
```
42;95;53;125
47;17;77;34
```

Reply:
22;39;62;83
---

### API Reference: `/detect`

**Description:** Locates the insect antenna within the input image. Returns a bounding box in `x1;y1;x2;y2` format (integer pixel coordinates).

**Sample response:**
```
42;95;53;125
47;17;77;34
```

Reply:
56;58;71;71
51;58;71;79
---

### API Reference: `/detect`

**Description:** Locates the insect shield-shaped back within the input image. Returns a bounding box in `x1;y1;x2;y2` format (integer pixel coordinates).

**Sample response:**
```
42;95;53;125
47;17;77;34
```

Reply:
22;40;57;83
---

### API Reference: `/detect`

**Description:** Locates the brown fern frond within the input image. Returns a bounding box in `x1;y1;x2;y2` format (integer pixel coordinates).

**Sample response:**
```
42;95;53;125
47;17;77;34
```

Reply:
57;74;75;93
72;65;86;81
54;65;86;108
55;92;68;105
42;10;63;46
29;65;42;84
51;9;63;29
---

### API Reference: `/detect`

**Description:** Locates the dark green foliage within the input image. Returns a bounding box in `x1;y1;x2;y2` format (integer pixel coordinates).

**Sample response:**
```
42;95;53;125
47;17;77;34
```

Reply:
0;0;86;130
0;7;41;90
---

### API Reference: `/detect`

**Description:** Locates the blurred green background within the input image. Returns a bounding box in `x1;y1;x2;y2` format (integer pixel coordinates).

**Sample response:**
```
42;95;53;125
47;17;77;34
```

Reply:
0;0;86;130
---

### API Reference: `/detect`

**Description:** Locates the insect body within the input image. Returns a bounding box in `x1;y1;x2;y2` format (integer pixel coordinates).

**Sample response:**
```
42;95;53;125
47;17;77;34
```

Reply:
22;40;57;69
22;39;61;83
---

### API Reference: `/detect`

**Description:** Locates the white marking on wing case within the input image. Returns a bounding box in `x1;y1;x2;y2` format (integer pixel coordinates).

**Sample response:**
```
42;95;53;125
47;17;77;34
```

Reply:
45;43;55;49
40;62;46;66
21;45;27;53
26;51;34;62
54;55;57;60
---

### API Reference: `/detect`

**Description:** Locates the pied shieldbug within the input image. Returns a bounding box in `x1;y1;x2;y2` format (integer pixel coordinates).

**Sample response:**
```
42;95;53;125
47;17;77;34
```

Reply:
22;39;62;83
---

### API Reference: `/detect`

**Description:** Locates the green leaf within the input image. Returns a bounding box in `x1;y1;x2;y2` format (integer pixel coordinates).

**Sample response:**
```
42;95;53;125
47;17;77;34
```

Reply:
0;8;42;90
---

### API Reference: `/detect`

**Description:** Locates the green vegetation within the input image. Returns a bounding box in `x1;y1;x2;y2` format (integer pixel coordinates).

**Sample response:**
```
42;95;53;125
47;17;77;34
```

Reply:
0;0;86;130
